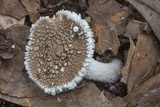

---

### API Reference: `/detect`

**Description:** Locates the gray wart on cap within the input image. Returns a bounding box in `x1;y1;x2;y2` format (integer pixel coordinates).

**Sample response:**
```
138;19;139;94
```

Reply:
24;10;95;95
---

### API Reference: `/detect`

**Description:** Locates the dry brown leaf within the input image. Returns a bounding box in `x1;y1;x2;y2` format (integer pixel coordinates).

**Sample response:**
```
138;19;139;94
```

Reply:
92;23;120;54
135;62;159;89
0;15;25;30
110;11;129;24
137;0;160;14
99;91;107;104
0;0;27;19
102;91;126;107
0;31;15;59
99;91;115;107
4;25;29;50
0;52;14;59
87;0;129;27
98;0;109;5
121;36;135;83
124;20;146;39
0;25;35;96
0;82;113;107
91;86;127;107
75;82;111;107
128;0;160;41
0;25;43;97
156;64;160;74
0;93;67;107
122;20;148;83
87;0;129;54
21;0;41;23
137;88;160;107
42;0;61;7
127;33;160;93
121;73;160;107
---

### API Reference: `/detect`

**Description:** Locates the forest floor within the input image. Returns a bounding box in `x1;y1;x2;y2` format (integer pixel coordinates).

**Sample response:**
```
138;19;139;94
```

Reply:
0;0;160;107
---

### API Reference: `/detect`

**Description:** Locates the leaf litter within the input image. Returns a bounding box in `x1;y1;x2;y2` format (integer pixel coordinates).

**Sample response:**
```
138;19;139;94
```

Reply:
0;0;160;107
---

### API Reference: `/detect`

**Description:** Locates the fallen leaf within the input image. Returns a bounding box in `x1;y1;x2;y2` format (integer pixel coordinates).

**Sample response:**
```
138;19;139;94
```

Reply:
103;91;126;107
110;10;129;24
128;0;160;41
100;91;115;107
0;82;114;107
0;25;43;97
127;33;160;93
92;23;120;54
87;0;129;54
75;82;111;107
21;0;41;23
0;93;66;107
98;0;109;5
121;73;160;106
0;31;15;59
137;88;160;107
155;64;160;74
137;0;160;14
121;36;135;83
0;14;25;30
42;0;61;7
4;25;29;50
135;62;159;90
99;91;107;104
0;0;27;19
87;0;129;27
0;52;14;59
124;20;146;39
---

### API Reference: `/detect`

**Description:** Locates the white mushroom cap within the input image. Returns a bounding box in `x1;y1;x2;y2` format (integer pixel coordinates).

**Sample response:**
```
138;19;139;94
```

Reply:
24;10;95;95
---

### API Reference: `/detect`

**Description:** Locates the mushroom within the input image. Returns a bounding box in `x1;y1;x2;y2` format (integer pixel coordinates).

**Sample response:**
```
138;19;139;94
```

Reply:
24;10;123;95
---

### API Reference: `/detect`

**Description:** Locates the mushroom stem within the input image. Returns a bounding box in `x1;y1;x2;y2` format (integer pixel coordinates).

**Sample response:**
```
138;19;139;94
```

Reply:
86;58;123;83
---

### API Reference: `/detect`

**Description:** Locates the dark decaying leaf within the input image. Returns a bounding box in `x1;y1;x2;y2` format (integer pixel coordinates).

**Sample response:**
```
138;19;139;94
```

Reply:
0;0;27;19
128;0;160;41
87;0;129;54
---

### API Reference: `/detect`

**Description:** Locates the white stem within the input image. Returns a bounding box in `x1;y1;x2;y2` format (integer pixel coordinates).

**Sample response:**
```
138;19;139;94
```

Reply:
86;58;123;83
